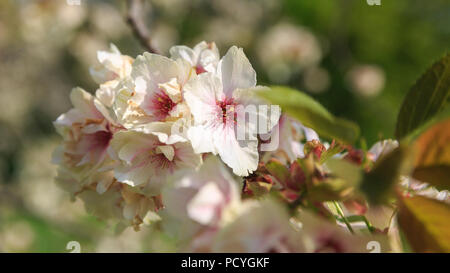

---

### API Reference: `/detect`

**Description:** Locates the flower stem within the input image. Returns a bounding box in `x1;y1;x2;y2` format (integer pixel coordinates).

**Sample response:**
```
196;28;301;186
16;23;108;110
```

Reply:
333;201;354;234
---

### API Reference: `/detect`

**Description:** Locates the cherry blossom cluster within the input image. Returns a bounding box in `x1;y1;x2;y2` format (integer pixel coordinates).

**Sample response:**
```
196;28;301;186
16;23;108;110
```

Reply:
53;42;440;252
52;42;282;230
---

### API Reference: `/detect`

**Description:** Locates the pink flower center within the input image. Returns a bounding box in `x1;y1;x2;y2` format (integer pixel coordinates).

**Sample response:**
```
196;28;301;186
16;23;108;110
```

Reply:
89;130;113;151
150;91;176;121
150;153;175;173
130;146;176;174
195;65;207;74
216;97;237;124
75;128;113;165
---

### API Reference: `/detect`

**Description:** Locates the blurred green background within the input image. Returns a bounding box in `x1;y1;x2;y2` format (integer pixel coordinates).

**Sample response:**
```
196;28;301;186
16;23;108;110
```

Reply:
0;0;448;252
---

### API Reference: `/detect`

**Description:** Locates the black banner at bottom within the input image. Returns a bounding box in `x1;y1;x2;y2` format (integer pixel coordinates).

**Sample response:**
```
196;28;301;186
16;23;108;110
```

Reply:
1;253;447;272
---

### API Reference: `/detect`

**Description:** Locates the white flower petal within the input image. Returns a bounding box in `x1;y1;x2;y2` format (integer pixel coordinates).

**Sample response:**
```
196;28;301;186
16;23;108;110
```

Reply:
369;139;399;161
115;163;151;187
213;125;258;176
218;46;256;96
187;125;217;154
170;45;196;66
131;53;181;96
95;80;117;107
70;87;102;119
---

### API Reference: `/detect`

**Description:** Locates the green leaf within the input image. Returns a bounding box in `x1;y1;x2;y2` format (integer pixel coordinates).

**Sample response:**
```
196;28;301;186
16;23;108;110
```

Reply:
307;179;355;202
259;86;360;144
395;54;450;139
360;145;412;204
402;105;450;142
306;159;362;202
326;158;362;187
412;119;450;191
398;195;450;253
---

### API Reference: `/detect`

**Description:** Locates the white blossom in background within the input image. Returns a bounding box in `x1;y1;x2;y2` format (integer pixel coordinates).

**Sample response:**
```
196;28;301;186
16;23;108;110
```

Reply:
296;211;390;253
368;139;449;204
212;199;311;253
161;155;242;251
347;65;386;97
162;157;311;253
257;23;322;83
367;139;398;162
303;66;331;94
400;177;450;204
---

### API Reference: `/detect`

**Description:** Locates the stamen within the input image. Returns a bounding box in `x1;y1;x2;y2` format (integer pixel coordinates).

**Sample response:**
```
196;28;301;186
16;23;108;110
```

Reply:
150;91;176;120
216;97;237;124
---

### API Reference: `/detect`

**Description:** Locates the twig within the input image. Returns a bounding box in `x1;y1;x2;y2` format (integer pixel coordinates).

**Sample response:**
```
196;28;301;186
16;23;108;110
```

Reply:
126;0;159;54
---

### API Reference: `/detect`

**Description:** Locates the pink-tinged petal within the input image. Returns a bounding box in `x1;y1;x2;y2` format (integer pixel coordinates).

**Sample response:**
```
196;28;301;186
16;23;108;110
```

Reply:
271;115;303;162
213;125;258;176
69;87;103;120
197;44;220;73
299;211;390;253
111;129;200;193
131;53;184;119
187;182;225;225
212;199;309;253
75;129;112;166
163;155;240;226
111;131;156;163
162;177;199;220
184;73;223;124
218;46;256;96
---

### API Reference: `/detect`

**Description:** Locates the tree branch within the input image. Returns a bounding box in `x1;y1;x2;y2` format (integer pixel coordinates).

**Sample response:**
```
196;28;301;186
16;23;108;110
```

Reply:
126;0;159;54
